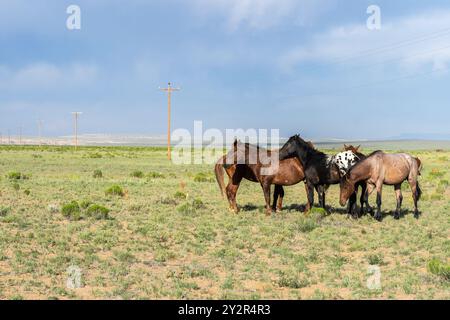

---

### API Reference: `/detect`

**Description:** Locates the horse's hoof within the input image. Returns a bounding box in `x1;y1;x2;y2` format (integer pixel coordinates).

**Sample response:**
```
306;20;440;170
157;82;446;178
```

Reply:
394;213;400;220
276;209;282;214
375;214;382;222
414;213;420;219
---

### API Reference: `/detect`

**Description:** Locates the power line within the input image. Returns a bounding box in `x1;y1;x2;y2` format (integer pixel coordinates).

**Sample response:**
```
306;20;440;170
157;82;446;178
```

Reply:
295;27;450;73
296;64;450;98
336;43;450;73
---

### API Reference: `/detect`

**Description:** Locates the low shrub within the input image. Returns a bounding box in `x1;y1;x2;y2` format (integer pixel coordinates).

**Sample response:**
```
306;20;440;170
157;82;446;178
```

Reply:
428;259;450;281
89;152;102;159
174;191;187;200
105;185;125;197
367;254;384;265
80;200;93;209
86;204;110;220
93;170;103;178
61;201;82;221
61;201;110;220
177;198;205;214
193;172;213;182
0;207;10;217
278;273;309;289
296;217;319;233
130;170;144;178
7;171;29;180
148;171;165;179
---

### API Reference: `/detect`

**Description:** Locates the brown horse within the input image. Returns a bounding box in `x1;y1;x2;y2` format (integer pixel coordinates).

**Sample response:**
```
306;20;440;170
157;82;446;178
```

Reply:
342;144;373;217
215;140;309;215
340;151;422;221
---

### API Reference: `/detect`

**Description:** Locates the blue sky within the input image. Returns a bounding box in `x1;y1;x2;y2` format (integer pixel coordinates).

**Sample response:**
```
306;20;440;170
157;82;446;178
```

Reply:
1;0;450;140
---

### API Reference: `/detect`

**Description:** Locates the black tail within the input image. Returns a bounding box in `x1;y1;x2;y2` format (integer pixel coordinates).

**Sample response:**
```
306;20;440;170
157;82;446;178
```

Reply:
416;182;422;201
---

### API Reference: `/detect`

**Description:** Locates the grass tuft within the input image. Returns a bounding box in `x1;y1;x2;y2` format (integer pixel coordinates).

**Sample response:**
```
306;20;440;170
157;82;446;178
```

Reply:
105;185;125;197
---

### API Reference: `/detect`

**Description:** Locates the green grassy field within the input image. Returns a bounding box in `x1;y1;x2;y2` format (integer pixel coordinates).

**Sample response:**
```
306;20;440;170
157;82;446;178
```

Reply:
0;145;448;300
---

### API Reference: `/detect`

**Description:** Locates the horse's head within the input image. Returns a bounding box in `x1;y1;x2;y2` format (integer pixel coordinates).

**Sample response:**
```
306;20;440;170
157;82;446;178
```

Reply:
279;134;314;166
344;144;361;153
334;151;360;176
279;135;298;159
339;174;355;206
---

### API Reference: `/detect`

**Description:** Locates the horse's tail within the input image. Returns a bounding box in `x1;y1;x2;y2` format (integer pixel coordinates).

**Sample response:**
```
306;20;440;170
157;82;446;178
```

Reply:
215;157;227;198
416;181;422;201
414;157;423;175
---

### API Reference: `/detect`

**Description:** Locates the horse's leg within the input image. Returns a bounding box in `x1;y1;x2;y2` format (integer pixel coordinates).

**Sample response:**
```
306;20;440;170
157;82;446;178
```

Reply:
276;186;284;213
374;182;383;222
315;185;323;208
394;184;403;220
261;180;272;216
321;185;328;211
348;187;358;218
305;182;315;214
408;178;421;219
360;182;373;216
272;185;280;212
226;171;243;214
365;183;376;217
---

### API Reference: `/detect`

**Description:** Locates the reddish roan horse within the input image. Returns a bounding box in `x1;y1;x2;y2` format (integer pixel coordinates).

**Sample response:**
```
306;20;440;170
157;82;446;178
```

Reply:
340;151;422;221
215;140;315;215
342;144;374;217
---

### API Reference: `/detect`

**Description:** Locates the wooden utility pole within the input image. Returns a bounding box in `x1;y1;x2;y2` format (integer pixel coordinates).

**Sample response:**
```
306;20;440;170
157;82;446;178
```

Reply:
159;82;180;160
71;112;82;150
38;120;43;146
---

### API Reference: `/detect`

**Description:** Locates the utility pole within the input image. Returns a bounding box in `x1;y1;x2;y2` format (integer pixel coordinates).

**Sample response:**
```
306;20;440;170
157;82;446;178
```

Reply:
38;119;43;146
8;130;11;144
159;82;180;160
19;126;22;145
71;112;82;150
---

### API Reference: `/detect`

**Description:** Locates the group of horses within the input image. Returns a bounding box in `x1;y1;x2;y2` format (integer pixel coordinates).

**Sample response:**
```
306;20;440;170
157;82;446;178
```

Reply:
215;135;422;221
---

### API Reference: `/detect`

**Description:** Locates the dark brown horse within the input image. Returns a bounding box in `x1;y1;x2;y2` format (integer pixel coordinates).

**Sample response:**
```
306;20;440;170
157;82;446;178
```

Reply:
278;135;342;213
340;151;422;221
215;140;309;215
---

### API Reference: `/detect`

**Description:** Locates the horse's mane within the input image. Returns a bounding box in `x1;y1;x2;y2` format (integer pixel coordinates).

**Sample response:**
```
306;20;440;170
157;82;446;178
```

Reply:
344;144;366;159
293;135;326;158
345;150;383;176
234;140;269;153
367;150;383;157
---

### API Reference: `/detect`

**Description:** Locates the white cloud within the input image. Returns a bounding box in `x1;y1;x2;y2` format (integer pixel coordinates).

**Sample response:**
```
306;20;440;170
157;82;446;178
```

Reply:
0;63;98;91
279;9;450;73
191;0;336;31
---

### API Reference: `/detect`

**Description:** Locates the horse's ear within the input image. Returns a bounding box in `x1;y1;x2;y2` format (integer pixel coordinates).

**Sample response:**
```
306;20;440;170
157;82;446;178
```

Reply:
344;144;348;149
356;145;361;151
